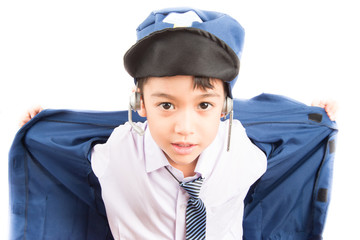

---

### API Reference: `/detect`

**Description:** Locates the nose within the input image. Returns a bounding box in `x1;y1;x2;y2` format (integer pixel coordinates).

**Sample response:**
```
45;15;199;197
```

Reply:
174;109;195;136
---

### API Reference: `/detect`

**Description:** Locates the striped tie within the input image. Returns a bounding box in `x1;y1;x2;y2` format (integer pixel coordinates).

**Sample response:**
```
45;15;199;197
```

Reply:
180;177;206;240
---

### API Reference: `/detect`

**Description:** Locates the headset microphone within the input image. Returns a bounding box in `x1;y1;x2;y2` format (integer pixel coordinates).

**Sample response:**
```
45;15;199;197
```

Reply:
222;97;233;152
227;110;233;152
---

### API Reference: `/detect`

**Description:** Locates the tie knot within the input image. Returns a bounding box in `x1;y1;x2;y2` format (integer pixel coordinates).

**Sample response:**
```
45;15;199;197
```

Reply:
180;177;204;199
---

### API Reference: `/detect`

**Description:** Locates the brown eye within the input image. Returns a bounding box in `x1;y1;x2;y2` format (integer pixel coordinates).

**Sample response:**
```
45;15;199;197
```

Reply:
199;102;212;110
159;102;174;110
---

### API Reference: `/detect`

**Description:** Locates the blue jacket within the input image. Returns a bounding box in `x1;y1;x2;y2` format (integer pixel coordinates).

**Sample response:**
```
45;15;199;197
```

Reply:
8;93;337;240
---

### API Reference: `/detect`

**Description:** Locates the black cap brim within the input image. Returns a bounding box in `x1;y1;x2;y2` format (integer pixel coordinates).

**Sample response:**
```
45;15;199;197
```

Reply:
124;27;240;83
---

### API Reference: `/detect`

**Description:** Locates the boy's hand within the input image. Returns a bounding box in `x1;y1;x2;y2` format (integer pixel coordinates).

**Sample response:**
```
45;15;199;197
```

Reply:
19;106;43;127
311;99;338;121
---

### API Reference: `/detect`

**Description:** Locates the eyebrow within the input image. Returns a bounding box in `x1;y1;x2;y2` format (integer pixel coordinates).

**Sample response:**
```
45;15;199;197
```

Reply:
150;92;221;99
150;93;176;100
199;93;222;98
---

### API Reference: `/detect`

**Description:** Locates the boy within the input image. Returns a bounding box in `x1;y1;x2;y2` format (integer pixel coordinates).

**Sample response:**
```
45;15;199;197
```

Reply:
18;7;338;239
92;76;266;239
91;8;267;238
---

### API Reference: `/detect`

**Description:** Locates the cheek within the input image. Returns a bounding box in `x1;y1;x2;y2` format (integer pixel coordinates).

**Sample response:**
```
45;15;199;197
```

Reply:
146;114;170;141
199;117;221;142
149;119;169;133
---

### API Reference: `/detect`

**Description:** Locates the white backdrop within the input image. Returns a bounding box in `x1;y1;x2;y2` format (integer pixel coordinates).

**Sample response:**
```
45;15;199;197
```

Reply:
1;0;359;239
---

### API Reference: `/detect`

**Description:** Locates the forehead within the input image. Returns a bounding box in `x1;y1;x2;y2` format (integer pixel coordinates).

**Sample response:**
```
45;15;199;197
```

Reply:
142;76;225;95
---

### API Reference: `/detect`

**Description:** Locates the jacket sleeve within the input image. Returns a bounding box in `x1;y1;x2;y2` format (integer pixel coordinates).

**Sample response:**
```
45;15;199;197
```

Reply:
235;93;338;240
8;109;146;240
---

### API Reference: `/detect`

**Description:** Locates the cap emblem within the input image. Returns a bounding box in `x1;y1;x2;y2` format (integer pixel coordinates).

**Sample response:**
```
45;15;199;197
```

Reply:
163;11;203;28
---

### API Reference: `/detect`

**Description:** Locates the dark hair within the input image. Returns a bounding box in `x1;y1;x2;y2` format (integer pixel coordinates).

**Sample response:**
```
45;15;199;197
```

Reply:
137;76;227;96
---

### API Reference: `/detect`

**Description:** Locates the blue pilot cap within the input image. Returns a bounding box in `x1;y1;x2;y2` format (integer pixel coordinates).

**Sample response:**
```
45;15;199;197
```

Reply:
123;7;245;98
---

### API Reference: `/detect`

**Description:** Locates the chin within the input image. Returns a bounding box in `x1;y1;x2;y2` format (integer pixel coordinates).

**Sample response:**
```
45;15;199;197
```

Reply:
166;152;200;166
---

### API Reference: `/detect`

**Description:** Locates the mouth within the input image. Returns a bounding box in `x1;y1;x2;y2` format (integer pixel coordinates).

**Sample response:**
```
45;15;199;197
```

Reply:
171;142;197;155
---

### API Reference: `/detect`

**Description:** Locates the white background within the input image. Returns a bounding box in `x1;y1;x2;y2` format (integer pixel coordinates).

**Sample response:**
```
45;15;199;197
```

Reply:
1;0;359;239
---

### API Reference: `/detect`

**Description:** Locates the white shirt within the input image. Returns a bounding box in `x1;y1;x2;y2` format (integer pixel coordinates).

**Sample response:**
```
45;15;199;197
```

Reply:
91;119;266;240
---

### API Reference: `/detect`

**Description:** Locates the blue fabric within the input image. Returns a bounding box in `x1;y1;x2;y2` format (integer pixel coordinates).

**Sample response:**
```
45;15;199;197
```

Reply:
8;93;337;240
136;7;245;60
128;7;245;98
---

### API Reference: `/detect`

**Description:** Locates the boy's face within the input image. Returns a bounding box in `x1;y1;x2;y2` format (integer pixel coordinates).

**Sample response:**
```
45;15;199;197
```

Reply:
139;75;225;173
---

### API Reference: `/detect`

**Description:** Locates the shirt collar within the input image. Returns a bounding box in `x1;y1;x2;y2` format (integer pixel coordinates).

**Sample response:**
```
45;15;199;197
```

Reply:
194;121;226;179
144;122;170;173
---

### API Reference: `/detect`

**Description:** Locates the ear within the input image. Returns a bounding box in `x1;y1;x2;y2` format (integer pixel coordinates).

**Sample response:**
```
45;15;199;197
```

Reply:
137;97;147;117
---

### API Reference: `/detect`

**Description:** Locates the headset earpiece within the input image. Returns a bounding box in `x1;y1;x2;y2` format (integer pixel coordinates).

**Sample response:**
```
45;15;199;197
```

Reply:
128;84;145;136
130;91;141;111
222;97;233;117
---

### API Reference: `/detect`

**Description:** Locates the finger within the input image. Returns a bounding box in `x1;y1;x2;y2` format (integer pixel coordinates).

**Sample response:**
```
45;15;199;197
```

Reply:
311;99;319;107
29;108;37;119
19;106;43;128
325;101;339;121
29;106;43;118
19;114;31;127
311;99;325;108
34;106;43;115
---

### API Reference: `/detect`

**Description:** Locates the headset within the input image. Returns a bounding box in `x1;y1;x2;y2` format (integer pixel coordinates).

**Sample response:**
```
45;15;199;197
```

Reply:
128;86;234;151
128;90;145;136
222;96;233;152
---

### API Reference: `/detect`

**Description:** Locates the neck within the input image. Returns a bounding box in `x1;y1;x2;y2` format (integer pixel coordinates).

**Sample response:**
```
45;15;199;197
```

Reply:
178;163;197;178
173;161;198;178
165;156;198;178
